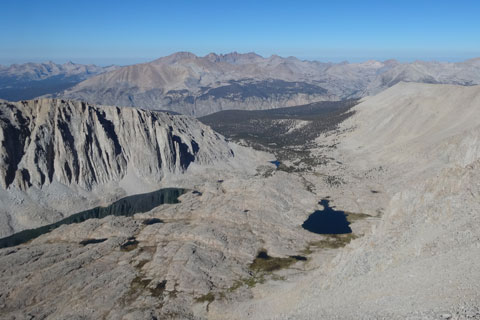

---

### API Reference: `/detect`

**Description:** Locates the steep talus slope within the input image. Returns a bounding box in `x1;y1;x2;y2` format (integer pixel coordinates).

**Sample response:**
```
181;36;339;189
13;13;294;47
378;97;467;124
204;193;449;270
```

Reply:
342;82;480;170
304;82;480;318
216;83;480;319
0;99;236;236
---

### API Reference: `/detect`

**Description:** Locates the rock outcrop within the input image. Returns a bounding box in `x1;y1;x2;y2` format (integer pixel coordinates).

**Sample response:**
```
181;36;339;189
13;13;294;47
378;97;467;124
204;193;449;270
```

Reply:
0;99;237;236
0;99;232;190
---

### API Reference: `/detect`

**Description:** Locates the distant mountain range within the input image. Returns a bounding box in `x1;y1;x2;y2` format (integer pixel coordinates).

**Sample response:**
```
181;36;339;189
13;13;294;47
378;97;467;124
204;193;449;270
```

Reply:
0;61;118;101
3;53;480;116
365;58;480;95
55;52;480;116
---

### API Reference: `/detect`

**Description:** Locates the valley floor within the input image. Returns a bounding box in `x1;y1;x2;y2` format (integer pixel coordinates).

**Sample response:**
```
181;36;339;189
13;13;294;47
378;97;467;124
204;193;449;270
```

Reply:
0;83;479;319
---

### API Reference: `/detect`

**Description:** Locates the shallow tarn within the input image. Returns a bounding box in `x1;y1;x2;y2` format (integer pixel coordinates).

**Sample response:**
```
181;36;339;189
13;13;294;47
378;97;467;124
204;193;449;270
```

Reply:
270;160;281;168
302;198;352;234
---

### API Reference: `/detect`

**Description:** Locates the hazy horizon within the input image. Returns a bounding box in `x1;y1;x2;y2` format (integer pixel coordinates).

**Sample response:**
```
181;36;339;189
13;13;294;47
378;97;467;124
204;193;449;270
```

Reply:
1;51;479;67
1;0;479;66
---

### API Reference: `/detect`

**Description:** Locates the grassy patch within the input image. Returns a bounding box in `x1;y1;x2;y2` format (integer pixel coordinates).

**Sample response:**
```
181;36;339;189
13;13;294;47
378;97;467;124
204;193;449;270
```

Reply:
303;234;358;253
300;209;369;255
131;276;151;289
120;238;139;252
79;238;107;246
227;279;245;292
227;275;266;292
138;245;156;254
222;251;307;297
149;280;167;297
300;246;314;255
249;250;299;272
135;259;149;270
123;275;151;304
271;274;287;281
345;212;371;223
262;168;275;178
195;292;215;303
168;289;178;299
124;276;169;304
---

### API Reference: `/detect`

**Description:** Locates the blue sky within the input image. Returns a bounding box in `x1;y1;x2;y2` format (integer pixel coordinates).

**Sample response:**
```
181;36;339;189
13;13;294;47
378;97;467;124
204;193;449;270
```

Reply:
1;0;479;65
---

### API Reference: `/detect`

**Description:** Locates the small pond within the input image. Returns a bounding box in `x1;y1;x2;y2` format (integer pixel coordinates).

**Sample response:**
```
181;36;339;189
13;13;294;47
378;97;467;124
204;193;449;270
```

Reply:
0;188;186;249
302;199;352;234
270;160;281;168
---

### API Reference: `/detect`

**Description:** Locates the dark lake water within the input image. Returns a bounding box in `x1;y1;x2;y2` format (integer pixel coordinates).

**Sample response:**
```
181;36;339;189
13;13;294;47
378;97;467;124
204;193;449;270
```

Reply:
270;160;281;168
302;199;352;234
0;188;186;249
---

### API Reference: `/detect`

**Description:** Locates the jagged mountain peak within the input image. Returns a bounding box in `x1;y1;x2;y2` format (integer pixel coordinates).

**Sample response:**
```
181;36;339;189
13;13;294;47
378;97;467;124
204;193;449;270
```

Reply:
0;98;234;191
204;51;263;64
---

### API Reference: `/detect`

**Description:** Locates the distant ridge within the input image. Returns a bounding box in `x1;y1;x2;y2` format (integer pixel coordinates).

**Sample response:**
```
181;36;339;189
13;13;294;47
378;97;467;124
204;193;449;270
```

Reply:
0;61;118;101
25;52;480;116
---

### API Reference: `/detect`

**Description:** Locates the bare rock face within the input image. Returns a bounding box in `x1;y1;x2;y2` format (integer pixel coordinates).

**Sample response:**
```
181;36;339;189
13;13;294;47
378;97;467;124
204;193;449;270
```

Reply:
0;170;319;320
0;99;235;236
0;99;232;190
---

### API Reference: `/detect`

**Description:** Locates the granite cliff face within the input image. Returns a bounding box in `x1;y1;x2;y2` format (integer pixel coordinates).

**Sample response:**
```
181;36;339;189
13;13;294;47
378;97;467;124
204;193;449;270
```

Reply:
0;99;232;190
0;99;237;236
